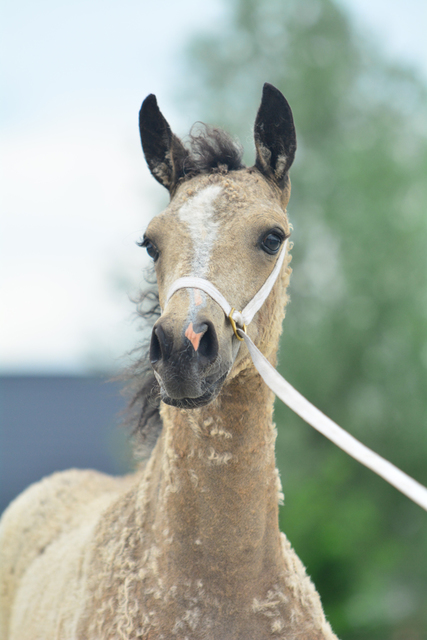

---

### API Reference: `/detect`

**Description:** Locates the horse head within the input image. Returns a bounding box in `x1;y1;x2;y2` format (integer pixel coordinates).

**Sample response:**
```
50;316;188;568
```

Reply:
139;84;296;408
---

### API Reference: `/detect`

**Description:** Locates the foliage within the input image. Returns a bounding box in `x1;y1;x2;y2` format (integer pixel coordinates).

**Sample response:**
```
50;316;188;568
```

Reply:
180;1;427;637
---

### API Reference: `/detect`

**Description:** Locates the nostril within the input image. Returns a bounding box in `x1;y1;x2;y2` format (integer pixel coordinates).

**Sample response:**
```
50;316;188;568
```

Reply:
150;325;167;364
198;321;219;363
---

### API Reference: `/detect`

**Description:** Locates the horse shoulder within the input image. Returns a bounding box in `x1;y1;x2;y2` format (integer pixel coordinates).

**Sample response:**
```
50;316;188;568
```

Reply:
0;468;130;639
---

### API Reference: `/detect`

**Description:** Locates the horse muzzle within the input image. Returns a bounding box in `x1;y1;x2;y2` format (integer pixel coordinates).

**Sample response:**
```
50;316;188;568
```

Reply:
150;313;232;408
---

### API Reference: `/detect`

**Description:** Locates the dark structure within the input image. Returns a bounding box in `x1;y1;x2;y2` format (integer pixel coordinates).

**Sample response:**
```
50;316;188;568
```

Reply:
0;375;131;514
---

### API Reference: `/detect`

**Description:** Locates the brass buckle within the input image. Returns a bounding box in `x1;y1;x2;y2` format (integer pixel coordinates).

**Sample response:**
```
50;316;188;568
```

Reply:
228;308;247;341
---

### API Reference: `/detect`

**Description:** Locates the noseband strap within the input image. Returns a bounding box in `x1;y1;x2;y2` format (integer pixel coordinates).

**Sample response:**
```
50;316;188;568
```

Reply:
164;240;427;511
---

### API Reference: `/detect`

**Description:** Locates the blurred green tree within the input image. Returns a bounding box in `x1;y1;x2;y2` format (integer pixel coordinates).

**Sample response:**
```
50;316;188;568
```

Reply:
180;0;427;638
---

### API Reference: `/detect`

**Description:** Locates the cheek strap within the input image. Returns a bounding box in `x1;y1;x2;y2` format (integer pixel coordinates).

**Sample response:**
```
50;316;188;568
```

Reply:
164;239;427;511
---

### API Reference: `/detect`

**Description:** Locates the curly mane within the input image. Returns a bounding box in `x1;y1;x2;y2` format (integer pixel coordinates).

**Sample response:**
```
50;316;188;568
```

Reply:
121;271;162;459
182;123;245;178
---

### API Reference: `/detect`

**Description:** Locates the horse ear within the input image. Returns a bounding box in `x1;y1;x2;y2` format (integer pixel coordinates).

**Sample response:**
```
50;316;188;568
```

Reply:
254;83;297;187
139;94;189;192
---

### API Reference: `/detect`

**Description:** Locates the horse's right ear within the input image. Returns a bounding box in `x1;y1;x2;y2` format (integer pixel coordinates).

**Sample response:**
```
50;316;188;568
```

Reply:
254;83;297;188
139;94;189;192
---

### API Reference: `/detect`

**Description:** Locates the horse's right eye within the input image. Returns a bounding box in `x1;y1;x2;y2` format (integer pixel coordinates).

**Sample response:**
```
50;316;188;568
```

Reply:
138;237;160;261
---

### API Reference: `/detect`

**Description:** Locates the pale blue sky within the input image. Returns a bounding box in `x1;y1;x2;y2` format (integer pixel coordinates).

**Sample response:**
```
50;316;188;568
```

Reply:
1;0;426;373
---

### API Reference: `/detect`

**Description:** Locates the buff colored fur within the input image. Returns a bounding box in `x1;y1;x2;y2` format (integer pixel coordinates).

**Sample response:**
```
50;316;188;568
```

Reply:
0;170;338;638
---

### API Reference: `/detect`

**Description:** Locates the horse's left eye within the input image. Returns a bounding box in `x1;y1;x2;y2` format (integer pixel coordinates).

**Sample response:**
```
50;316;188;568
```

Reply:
261;232;283;255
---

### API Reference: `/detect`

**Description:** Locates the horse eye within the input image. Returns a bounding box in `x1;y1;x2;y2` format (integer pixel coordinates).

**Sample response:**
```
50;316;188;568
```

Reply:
261;232;283;255
138;237;159;261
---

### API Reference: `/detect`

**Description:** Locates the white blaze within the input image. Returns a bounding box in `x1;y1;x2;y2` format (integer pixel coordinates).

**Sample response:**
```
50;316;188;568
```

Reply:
178;184;222;316
178;184;222;276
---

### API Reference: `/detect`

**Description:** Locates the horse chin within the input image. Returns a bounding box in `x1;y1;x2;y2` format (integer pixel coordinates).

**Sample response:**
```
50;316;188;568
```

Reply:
159;371;229;409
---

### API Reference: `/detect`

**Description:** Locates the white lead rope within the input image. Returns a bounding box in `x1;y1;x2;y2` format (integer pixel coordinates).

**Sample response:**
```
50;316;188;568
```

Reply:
239;330;427;511
166;242;427;511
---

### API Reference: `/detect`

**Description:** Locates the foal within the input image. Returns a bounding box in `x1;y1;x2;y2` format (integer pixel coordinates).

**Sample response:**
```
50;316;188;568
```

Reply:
0;84;338;639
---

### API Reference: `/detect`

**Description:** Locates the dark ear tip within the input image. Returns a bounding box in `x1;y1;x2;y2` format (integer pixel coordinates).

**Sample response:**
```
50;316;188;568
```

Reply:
262;82;278;94
262;83;290;107
140;93;158;117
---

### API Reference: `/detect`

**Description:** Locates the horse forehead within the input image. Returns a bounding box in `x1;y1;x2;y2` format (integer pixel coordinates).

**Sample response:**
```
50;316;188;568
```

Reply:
171;174;275;223
157;172;283;241
177;184;223;235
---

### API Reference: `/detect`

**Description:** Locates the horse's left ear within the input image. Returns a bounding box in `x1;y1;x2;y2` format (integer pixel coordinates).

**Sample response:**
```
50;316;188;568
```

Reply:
254;83;297;188
139;94;189;192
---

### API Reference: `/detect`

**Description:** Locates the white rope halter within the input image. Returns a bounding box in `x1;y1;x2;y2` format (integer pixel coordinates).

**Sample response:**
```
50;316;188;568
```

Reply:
165;239;427;511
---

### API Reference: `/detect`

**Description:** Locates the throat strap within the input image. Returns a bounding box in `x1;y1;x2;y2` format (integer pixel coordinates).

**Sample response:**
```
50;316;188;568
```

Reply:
165;241;427;511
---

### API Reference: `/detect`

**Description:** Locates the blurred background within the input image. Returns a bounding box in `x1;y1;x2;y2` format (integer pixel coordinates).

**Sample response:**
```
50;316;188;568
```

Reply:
1;0;426;638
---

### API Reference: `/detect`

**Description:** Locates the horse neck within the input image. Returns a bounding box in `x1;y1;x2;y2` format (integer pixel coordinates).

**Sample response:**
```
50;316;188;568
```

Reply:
141;369;284;589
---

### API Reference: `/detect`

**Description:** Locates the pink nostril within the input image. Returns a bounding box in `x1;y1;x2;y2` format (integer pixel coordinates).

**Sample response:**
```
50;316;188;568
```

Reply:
185;322;204;351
